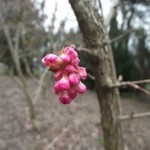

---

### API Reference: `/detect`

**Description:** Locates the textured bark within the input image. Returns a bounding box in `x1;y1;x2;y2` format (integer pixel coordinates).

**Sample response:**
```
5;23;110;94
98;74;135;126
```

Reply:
69;0;124;150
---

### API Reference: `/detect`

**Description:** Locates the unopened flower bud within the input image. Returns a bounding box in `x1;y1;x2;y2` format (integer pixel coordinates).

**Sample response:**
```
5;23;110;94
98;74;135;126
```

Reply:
59;54;71;63
42;58;50;66
69;73;80;85
68;87;77;99
57;75;70;90
59;91;72;104
54;83;60;95
65;65;76;73
54;69;63;81
77;67;87;80
75;81;86;94
71;58;80;66
65;47;78;59
44;54;57;63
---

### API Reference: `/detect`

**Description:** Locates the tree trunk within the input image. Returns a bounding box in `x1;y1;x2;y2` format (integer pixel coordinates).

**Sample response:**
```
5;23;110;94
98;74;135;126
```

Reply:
69;0;124;150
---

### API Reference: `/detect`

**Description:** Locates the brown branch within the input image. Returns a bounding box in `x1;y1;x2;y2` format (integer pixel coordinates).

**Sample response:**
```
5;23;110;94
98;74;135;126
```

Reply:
33;68;49;104
128;83;150;95
119;112;150;121
86;72;150;95
110;29;133;43
109;79;150;96
71;45;99;60
44;125;70;150
111;79;150;87
87;73;95;80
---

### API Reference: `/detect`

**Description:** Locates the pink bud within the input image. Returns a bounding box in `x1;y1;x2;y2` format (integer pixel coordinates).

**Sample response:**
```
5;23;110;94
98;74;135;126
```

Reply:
45;54;63;65
65;65;76;73
42;58;50;66
54;69;63;81
65;47;78;59
77;67;87;80
44;54;57;63
59;54;71;63
68;87;77;99
69;73;80;85
75;81;87;94
54;83;60;95
71;58;80;66
57;75;70;90
59;91;72;104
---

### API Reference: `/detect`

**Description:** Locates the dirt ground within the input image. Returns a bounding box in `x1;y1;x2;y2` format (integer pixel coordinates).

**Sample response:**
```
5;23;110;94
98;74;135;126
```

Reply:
0;75;150;150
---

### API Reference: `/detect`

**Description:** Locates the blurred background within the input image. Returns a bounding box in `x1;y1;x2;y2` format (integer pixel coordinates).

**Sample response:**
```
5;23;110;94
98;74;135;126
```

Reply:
0;0;150;150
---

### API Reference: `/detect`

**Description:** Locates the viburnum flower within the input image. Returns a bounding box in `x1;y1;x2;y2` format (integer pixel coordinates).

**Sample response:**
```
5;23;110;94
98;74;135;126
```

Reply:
42;46;87;105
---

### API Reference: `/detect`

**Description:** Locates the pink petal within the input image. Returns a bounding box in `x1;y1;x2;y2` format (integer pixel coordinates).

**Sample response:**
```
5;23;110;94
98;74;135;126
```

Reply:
65;65;77;73
75;81;87;94
69;73;80;85
53;83;60;95
65;47;78;59
59;54;71;63
57;75;70;90
44;54;57;63
54;69;63;81
68;87;77;99
59;91;72;104
42;58;50;66
71;58;80;67
77;67;87;80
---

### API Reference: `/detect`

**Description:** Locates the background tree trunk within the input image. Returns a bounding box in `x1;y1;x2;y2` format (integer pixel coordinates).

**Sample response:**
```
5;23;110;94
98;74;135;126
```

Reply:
69;0;124;150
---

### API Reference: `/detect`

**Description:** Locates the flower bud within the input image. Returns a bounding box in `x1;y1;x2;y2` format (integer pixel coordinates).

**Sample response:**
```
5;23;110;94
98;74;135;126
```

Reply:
59;91;72;104
59;54;71;63
54;83;60;95
54;69;63;81
77;67;87;80
68;87;77;99
71;58;80;66
65;65;76;73
57;75;70;90
75;81;87;94
69;73;80;85
42;58;50;66
65;47;78;59
44;54;57;63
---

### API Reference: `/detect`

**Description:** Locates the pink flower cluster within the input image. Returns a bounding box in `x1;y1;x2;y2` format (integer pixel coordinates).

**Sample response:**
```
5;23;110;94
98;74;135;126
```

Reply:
42;46;87;104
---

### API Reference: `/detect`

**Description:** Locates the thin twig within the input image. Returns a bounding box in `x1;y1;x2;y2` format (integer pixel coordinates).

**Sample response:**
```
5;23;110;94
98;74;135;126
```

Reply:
128;82;150;95
44;125;70;150
119;112;150;121
85;72;150;95
33;68;49;104
87;73;95;80
110;29;133;43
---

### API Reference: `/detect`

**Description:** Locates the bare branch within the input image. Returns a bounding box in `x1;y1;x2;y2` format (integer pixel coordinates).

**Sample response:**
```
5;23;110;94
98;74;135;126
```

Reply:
128;83;150;95
44;125;70;150
109;79;150;96
85;72;150;95
119;112;150;121
110;29;133;43
33;68;49;104
71;45;99;59
111;79;150;87
87;73;95;80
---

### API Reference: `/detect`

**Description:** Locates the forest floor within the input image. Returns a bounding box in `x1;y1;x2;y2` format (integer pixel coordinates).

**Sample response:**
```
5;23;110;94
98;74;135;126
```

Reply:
0;75;150;150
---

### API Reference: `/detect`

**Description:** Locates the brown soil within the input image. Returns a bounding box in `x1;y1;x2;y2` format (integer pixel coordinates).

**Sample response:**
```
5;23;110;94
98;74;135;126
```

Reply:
0;76;150;150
